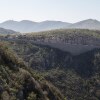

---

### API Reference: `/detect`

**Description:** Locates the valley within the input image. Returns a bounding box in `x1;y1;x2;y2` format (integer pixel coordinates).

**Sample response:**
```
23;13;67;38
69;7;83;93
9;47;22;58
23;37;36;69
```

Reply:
0;29;100;100
0;0;100;100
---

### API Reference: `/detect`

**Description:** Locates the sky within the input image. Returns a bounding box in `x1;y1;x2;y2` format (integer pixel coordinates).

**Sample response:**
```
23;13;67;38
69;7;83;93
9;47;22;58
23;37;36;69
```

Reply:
0;0;100;23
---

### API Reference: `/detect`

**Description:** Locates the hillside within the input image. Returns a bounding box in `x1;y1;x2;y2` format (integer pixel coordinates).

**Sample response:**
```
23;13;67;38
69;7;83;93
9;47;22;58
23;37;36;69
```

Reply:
0;42;64;100
2;29;100;55
22;29;100;55
1;29;100;100
8;40;100;100
0;27;18;34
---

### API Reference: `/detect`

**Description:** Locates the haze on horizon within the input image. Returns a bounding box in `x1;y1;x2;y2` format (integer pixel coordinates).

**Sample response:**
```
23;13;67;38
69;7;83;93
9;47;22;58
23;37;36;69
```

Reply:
0;0;100;23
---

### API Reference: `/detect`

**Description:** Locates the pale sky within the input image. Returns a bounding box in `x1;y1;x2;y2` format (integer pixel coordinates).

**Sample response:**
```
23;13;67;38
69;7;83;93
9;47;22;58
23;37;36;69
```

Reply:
0;0;100;23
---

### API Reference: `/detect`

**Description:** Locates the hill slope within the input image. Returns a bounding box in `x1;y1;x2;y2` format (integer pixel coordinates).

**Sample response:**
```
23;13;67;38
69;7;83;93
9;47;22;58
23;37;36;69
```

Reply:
0;42;64;100
1;28;100;99
0;27;18;34
23;29;100;55
8;40;100;100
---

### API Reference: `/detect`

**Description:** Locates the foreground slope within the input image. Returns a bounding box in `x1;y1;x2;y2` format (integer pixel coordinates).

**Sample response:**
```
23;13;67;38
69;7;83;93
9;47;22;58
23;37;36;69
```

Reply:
7;40;100;100
6;31;100;100
1;29;100;100
0;42;64;100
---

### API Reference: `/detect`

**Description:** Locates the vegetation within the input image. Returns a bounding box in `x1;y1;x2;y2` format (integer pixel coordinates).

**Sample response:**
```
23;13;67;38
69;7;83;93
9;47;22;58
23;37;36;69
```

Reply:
29;29;100;38
0;42;64;100
26;29;100;46
8;40;100;100
0;29;100;100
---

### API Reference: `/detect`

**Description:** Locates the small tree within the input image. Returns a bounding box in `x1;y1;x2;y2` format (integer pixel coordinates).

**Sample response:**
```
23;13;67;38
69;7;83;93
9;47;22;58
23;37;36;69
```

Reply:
27;92;37;100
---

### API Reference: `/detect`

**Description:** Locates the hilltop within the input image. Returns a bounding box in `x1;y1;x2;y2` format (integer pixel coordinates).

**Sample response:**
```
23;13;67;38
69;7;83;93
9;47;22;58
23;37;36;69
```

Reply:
69;19;100;29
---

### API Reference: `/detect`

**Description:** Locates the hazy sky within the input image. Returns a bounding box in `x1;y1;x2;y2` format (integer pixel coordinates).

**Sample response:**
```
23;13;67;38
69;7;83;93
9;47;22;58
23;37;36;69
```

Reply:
0;0;100;23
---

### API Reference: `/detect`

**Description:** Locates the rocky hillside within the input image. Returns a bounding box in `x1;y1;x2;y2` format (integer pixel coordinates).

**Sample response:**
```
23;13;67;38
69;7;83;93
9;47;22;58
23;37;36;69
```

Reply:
18;29;100;55
27;29;100;46
0;42;64;100
1;29;100;100
8;40;100;100
3;41;100;100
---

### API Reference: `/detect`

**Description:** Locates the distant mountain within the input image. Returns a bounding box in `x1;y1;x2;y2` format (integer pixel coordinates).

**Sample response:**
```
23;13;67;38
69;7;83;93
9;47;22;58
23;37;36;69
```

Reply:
0;27;18;34
34;21;70;32
0;20;38;33
0;19;100;33
0;20;71;33
69;19;100;30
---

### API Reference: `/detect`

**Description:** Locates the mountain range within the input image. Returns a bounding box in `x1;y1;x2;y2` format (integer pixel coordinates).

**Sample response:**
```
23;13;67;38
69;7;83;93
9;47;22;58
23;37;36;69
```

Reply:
0;19;100;33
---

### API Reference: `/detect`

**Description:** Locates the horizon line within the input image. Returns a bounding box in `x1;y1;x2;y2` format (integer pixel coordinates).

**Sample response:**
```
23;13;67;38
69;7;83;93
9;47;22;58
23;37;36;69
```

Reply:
0;18;100;24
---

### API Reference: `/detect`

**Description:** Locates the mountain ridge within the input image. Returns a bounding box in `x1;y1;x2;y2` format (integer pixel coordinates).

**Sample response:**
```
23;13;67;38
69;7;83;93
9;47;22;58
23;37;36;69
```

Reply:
0;27;19;34
69;19;100;29
1;19;100;33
